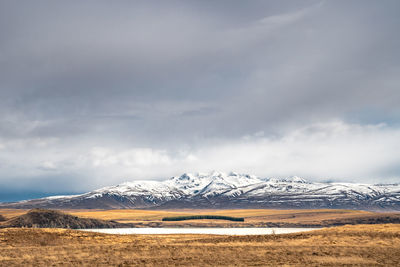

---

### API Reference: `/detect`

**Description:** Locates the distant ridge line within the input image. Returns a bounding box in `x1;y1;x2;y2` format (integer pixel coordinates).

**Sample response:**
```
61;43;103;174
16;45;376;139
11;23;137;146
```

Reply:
1;171;400;210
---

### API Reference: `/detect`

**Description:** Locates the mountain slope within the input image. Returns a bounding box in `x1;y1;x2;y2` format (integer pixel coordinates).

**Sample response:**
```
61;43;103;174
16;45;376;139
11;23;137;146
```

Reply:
1;172;400;210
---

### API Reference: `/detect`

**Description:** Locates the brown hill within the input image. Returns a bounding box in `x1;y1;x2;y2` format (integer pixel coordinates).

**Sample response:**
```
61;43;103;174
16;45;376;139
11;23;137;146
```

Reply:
0;209;130;229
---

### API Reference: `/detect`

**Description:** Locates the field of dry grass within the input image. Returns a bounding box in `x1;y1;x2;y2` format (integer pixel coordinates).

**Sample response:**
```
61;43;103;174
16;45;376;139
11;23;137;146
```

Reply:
2;208;398;228
0;224;399;266
67;208;368;221
65;208;400;227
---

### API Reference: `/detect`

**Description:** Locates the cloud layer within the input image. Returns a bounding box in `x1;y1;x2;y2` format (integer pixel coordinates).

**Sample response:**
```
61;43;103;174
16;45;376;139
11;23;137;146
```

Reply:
0;1;399;200
1;121;399;197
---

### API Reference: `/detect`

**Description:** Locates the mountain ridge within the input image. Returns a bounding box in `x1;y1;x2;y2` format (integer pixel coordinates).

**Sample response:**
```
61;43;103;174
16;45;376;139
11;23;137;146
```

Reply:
1;171;400;210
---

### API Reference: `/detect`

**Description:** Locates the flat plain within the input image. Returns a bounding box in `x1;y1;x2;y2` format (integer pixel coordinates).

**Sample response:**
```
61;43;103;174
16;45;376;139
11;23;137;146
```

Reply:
2;208;399;227
0;224;400;266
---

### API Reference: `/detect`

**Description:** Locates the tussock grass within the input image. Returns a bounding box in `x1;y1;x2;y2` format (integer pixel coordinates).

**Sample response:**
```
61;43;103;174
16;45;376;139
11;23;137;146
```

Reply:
1;224;400;266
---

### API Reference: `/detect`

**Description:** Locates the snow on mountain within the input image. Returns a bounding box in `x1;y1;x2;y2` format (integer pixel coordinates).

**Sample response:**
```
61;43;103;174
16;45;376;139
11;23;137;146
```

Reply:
1;171;400;210
266;176;309;184
164;171;263;197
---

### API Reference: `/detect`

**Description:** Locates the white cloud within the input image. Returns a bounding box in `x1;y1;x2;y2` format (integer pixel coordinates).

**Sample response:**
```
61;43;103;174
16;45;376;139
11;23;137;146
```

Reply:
39;161;57;171
3;120;399;188
185;121;400;182
89;147;171;167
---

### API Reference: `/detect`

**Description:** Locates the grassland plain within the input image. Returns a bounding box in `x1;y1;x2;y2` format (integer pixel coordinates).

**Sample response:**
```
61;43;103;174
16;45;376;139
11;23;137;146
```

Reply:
2;208;399;228
0;224;399;266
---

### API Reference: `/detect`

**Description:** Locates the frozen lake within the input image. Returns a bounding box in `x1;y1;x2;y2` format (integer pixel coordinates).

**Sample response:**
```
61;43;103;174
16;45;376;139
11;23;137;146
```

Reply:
82;227;319;235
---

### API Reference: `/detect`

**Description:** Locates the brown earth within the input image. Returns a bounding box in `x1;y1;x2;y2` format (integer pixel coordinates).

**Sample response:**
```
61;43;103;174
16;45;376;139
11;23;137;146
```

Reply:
0;224;400;266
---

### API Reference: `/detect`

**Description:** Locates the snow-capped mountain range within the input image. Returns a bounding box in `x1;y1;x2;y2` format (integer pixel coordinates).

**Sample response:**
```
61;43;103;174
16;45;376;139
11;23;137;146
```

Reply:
2;171;400;210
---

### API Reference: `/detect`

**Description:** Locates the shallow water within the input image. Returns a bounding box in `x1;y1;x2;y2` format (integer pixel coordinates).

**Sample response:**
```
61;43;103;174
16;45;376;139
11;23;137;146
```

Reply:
82;227;319;235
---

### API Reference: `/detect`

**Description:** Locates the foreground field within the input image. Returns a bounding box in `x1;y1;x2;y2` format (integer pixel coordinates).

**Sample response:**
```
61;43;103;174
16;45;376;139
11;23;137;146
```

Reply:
0;224;399;266
2;208;400;228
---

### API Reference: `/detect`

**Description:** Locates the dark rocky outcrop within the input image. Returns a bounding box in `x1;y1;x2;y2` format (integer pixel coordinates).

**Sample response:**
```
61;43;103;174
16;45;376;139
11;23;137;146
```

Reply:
0;209;130;229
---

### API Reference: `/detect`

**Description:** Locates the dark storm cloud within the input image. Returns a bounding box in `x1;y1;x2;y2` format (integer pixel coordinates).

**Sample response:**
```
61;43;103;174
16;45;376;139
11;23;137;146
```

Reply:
0;0;400;199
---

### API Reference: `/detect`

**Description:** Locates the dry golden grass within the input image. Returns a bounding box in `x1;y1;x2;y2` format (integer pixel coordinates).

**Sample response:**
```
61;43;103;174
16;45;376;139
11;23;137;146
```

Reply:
41;208;400;226
0;209;27;220
65;208;382;225
0;224;400;266
0;208;377;221
1;208;399;228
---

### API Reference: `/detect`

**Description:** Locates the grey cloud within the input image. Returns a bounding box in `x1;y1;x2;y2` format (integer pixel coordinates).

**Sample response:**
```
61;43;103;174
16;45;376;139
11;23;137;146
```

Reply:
0;0;400;199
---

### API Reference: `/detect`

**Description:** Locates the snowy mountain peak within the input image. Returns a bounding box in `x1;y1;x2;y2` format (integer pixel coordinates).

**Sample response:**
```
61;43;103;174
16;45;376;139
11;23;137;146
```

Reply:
170;171;257;182
267;176;308;184
2;171;400;210
174;173;195;181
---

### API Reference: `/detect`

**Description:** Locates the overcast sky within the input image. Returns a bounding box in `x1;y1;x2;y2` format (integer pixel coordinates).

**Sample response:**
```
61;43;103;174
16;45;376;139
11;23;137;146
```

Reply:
1;0;400;201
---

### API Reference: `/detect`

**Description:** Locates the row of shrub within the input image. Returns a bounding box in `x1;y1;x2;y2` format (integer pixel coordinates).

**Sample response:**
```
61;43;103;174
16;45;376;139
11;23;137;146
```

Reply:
162;215;244;222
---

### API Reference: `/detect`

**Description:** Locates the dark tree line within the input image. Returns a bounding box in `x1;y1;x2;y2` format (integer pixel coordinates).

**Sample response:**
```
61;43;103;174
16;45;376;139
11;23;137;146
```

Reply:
162;215;244;222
